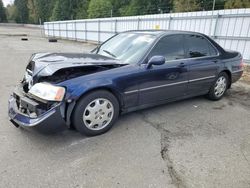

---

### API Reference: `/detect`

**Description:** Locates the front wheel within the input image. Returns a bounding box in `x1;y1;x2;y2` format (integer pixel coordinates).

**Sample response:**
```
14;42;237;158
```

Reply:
207;72;229;101
72;90;119;136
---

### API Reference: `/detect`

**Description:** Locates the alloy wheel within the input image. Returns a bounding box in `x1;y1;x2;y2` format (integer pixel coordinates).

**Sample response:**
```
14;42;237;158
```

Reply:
214;76;227;98
83;98;114;130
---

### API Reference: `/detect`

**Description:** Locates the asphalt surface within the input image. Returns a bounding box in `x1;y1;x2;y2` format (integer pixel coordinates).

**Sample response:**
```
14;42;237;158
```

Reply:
0;26;250;188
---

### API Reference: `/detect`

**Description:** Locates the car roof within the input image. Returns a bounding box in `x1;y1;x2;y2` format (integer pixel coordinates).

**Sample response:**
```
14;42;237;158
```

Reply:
123;30;204;37
120;30;226;57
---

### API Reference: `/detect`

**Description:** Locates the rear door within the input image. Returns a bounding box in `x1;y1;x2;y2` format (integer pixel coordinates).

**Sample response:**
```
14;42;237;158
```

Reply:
184;34;220;94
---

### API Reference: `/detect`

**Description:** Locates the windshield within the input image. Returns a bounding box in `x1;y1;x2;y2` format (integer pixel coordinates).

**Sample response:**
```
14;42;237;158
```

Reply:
96;33;157;64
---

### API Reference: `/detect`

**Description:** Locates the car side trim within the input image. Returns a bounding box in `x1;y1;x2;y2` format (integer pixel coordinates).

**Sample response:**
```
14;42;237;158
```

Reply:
140;80;189;92
124;75;216;94
232;70;243;74
189;75;216;82
124;90;139;94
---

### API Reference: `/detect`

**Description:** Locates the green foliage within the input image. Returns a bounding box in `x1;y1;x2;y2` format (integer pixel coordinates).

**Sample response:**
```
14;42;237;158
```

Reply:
87;0;112;18
119;0;141;16
3;0;250;23
34;0;55;22
14;0;29;23
50;0;71;21
173;0;201;12
27;0;37;23
50;0;89;21
119;0;173;16
6;4;17;22
200;0;226;10
74;0;89;19
225;0;250;9
109;0;129;16
0;0;7;22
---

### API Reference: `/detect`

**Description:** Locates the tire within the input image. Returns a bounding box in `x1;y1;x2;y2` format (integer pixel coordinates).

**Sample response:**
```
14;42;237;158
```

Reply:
72;90;119;136
48;38;57;42
207;72;229;101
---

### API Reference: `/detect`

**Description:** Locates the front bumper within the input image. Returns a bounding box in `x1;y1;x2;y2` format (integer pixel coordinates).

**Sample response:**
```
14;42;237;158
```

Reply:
8;87;67;133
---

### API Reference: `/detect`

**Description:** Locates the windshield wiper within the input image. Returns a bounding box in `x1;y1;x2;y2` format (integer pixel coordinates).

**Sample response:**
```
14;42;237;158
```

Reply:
103;50;116;58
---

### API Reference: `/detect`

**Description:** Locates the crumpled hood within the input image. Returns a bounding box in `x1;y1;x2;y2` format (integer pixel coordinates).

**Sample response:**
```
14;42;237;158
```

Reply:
28;52;122;77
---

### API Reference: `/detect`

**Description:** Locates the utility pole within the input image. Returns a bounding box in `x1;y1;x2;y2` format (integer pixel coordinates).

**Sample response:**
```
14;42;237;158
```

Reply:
111;9;113;18
39;18;42;37
209;0;216;36
212;0;216;11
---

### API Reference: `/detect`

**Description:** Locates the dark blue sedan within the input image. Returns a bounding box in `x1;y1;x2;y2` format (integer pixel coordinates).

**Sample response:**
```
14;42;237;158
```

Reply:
8;30;244;136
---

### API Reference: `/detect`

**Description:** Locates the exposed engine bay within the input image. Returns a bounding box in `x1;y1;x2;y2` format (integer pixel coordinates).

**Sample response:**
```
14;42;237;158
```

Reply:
20;52;126;93
22;64;123;93
38;64;122;83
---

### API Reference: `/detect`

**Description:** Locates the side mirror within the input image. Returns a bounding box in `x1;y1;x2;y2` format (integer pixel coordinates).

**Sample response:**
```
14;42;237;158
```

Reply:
146;56;165;69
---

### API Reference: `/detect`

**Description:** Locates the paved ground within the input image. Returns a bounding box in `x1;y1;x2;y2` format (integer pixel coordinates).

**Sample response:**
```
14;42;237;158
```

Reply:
0;26;250;188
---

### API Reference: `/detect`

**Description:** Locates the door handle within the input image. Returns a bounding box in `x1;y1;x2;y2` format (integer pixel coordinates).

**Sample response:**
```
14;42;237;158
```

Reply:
212;60;218;63
178;62;185;68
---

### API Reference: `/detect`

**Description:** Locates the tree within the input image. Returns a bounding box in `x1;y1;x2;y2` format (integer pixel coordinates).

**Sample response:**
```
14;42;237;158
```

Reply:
144;0;173;14
200;0;226;10
50;0;71;20
0;0;7;22
14;0;29;23
119;0;145;16
74;0;89;19
6;4;18;22
87;0;112;18
119;0;173;16
225;0;250;9
109;0;130;16
34;0;55;22
119;1;137;16
27;0;38;23
173;0;201;12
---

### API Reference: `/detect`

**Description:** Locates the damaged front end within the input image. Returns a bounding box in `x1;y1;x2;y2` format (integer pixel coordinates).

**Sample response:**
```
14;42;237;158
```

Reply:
8;52;124;133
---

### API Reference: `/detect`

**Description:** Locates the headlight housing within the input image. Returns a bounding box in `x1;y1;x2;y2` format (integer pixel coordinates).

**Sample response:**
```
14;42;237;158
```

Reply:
29;83;65;102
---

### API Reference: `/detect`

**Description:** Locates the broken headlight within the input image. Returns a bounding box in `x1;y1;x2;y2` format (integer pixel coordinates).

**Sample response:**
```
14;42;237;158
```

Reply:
29;83;65;102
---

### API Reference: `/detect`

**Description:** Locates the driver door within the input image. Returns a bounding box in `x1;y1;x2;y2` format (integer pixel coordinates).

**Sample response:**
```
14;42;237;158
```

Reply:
138;34;189;105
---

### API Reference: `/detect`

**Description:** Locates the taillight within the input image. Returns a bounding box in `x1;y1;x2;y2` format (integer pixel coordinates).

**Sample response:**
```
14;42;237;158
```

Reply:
240;59;244;69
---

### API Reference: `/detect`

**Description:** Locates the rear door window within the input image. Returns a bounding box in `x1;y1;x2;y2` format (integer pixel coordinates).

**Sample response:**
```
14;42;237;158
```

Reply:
185;34;218;58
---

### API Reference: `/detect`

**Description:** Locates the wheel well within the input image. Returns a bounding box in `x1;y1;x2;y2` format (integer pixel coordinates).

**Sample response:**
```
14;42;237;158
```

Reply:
221;70;232;88
67;87;123;128
76;87;123;107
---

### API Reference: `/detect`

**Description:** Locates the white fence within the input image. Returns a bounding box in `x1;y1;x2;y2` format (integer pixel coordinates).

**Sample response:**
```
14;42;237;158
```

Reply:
44;9;250;61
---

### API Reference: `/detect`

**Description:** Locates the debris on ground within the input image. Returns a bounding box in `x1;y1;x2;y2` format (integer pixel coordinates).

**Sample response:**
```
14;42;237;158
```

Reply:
0;33;27;37
21;37;28;41
48;38;58;42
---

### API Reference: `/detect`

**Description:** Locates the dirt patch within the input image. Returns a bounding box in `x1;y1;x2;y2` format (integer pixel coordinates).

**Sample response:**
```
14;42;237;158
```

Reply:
241;64;250;84
226;81;250;108
225;64;250;108
213;104;226;110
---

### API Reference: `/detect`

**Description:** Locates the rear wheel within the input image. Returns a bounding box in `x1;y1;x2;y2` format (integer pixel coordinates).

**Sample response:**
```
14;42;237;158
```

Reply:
72;90;119;136
207;72;229;100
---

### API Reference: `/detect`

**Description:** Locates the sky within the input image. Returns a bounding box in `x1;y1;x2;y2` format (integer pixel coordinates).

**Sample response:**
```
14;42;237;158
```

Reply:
2;0;13;6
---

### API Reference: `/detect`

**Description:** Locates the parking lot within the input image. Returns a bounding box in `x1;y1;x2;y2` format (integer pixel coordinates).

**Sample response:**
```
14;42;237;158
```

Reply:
0;26;250;188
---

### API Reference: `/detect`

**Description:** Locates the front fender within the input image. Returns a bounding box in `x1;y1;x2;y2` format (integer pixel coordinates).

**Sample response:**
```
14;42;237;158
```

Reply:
60;77;122;102
58;77;123;127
